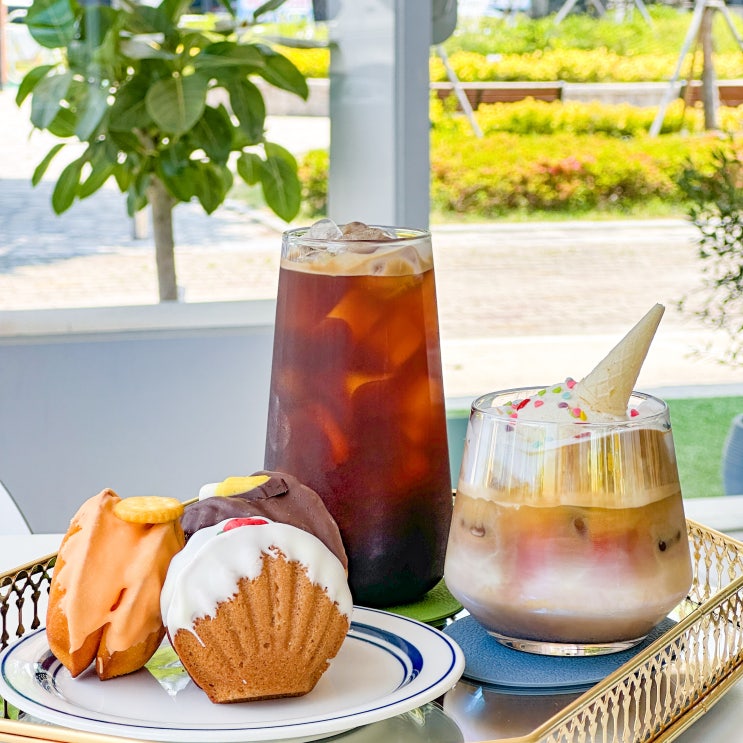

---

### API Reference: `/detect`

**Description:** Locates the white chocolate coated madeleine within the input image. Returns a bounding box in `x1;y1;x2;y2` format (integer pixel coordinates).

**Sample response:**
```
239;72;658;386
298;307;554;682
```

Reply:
161;517;352;703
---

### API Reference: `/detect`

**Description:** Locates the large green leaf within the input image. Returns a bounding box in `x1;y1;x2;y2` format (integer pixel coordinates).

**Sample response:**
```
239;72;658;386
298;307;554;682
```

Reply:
47;105;77;137
113;162;133;191
252;0;289;21
120;35;176;61
109;129;143;154
145;74;207;135
75;85;109;140
126;169;151;216
79;5;117;50
227;78;265;144
255;45;308;99
264;140;297;169
157;159;197;202
30;71;72;129
121;3;175;36
260;153;300;222
77;142;117;198
159;0;194;23
236;151;262;185
32;143;64;186
16;64;53;106
192;161;231;214
109;76;153;133
190;105;233;165
52;157;84;213
24;0;76;49
196;42;264;71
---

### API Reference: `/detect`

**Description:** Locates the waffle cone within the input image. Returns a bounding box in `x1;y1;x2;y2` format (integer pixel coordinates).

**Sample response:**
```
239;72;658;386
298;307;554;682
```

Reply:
574;304;664;417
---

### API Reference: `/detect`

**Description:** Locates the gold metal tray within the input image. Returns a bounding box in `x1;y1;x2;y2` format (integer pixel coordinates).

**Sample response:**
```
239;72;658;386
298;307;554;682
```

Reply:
2;519;743;743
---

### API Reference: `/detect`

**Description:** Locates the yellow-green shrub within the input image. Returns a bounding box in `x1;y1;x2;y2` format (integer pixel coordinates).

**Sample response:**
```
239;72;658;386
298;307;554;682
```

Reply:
298;129;727;219
430;97;743;137
430;49;743;83
429;130;722;215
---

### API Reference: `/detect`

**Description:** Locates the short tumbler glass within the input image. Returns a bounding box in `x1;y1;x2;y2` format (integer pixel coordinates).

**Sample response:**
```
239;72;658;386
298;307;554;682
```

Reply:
444;388;693;656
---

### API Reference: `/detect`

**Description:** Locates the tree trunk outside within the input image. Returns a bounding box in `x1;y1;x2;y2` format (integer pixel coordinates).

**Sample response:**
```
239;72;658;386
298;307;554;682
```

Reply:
148;176;178;302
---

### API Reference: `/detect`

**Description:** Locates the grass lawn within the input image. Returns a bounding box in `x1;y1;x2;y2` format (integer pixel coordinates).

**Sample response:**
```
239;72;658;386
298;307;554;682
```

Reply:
668;396;743;500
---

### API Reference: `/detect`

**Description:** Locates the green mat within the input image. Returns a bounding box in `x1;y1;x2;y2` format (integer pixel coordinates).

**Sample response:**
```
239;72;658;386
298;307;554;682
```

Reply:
382;580;462;626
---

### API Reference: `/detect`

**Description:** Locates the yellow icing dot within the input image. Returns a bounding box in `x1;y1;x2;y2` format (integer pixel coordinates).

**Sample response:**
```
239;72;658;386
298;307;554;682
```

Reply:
215;475;271;497
113;496;184;524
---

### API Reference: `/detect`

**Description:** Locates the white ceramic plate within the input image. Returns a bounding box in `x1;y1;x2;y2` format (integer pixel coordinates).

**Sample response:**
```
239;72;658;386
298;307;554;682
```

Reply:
0;607;464;743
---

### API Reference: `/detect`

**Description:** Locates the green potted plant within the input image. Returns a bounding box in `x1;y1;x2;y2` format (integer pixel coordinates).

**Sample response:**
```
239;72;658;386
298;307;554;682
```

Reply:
678;145;743;495
677;146;743;368
17;0;307;301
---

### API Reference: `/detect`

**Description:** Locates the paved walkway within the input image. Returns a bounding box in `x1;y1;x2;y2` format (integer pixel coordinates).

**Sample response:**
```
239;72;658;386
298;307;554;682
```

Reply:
1;89;741;398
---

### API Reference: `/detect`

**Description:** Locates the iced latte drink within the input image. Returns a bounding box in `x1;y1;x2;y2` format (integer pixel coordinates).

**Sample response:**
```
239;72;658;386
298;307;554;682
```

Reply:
445;306;693;655
265;222;452;607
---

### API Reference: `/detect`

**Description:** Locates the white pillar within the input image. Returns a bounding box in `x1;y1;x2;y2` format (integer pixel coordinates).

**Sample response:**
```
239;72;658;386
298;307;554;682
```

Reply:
328;0;432;230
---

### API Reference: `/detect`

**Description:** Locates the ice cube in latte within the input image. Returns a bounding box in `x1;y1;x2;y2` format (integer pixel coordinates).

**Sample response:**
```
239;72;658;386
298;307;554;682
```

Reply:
444;304;693;654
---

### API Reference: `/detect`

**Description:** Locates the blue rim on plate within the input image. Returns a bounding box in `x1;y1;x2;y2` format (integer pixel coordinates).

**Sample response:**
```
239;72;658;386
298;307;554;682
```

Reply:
0;607;465;743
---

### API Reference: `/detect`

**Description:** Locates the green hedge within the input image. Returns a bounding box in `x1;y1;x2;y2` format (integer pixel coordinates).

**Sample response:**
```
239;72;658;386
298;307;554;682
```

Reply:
429;131;717;216
298;98;730;219
433;96;743;137
429;48;743;83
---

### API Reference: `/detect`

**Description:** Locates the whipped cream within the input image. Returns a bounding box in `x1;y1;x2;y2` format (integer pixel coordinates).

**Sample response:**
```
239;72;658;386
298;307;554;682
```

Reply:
493;378;638;424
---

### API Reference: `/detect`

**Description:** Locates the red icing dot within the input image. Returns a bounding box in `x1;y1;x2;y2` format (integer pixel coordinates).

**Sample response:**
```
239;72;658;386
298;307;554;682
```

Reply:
630;408;640;417
223;517;269;531
515;398;531;410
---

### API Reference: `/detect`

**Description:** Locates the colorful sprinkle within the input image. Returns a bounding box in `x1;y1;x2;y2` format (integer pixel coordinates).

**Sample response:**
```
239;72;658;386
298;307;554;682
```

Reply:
534;400;544;407
515;398;531;410
537;388;547;396
561;391;571;399
553;386;562;393
630;408;639;417
509;412;518;419
558;402;569;409
566;378;577;389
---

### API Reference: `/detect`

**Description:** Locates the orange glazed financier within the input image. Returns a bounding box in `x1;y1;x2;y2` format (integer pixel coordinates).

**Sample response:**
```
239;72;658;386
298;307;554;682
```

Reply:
46;490;185;679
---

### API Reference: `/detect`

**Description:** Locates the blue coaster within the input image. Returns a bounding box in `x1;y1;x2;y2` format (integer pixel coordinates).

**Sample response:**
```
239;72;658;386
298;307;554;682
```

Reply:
443;615;676;694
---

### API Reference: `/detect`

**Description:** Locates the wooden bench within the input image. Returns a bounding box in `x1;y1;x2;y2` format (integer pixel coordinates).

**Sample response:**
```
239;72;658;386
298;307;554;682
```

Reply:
432;81;564;108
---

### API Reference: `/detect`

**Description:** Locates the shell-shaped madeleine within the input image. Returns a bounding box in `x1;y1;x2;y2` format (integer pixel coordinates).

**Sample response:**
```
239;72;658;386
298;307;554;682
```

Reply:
172;552;350;703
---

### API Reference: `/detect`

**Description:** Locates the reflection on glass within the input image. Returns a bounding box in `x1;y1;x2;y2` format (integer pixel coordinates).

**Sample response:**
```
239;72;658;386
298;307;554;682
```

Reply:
445;389;693;656
443;680;583;741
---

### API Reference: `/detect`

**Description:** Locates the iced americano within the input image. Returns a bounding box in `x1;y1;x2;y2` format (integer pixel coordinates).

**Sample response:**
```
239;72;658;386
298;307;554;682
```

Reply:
444;305;693;654
265;221;452;607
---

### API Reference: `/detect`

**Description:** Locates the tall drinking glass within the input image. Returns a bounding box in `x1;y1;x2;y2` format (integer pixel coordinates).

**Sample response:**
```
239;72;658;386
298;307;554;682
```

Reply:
444;388;693;656
264;224;452;607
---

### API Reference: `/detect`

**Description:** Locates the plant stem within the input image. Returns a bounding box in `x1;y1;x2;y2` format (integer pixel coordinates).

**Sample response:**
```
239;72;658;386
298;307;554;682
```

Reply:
149;176;178;302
